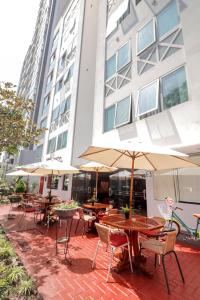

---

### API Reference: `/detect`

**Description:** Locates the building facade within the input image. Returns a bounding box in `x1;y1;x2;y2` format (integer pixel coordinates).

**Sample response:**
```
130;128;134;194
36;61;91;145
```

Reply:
17;0;200;227
92;0;200;227
20;0;99;199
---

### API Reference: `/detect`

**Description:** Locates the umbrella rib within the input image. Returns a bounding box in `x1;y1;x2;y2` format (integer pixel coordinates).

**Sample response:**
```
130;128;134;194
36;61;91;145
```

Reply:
172;156;200;167
110;151;127;167
80;148;109;157
143;153;157;171
115;149;132;158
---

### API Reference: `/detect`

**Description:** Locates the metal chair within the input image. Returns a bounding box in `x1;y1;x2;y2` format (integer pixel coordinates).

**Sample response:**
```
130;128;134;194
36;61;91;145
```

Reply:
92;223;133;282
140;229;185;294
74;208;96;237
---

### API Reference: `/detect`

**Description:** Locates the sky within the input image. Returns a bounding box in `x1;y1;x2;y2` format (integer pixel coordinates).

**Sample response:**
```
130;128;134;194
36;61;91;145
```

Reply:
0;0;41;86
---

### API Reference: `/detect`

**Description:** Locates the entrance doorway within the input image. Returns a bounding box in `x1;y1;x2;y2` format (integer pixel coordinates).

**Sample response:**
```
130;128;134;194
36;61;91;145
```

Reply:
71;170;147;215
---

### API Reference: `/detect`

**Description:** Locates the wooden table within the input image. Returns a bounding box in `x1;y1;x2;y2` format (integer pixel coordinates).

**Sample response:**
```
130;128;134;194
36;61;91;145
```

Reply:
83;202;110;212
102;214;164;274
34;198;61;225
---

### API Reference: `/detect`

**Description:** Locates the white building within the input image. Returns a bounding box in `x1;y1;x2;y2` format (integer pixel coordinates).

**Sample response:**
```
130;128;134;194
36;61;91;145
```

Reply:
32;0;99;199
91;0;200;227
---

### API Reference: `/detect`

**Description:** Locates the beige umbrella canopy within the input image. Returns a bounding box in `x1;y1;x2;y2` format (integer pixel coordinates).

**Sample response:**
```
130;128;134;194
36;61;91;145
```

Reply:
6;170;39;177
80;162;117;200
80;141;200;217
20;161;79;175
20;160;79;198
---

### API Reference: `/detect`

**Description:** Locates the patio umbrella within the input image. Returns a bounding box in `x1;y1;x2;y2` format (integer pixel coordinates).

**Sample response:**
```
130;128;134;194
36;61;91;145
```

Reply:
6;170;40;193
80;162;117;200
6;170;40;177
20;160;79;198
79;141;200;218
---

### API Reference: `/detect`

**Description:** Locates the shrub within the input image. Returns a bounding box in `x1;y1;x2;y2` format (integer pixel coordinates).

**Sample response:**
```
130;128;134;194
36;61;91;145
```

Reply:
18;277;36;296
15;178;26;193
7;266;25;284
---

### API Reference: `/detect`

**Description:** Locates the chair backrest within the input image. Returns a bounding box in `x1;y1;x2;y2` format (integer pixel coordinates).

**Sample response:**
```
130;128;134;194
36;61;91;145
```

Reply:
95;223;109;245
163;230;177;254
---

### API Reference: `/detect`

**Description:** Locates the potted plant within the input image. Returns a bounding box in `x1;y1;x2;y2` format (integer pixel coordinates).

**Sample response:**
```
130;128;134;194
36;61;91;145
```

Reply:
15;178;26;194
122;205;130;219
87;197;97;206
54;200;79;219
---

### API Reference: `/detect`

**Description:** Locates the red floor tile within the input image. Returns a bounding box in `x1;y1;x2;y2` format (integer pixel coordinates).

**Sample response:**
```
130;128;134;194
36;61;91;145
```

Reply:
0;205;200;300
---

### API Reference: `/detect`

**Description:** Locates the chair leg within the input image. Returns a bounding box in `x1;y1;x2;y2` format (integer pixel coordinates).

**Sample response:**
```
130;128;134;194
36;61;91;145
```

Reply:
162;255;171;294
127;243;133;272
106;247;114;282
92;240;100;269
82;221;86;238
172;251;185;283
74;219;80;235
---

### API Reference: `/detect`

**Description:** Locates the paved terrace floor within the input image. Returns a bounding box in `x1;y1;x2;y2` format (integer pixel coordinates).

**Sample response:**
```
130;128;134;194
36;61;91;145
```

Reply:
0;205;199;300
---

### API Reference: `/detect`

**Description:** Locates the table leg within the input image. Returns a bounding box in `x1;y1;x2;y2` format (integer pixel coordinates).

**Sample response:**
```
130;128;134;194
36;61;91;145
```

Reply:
114;231;152;276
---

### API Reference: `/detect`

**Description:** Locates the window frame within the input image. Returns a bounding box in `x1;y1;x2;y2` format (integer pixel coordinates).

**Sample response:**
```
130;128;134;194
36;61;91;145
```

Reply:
56;131;68;150
114;95;132;128
40;117;47;129
157;0;180;41
136;79;159;117
116;40;131;72
47;137;57;154
160;65;188;110
136;18;156;55
104;104;116;133
105;54;117;81
62;175;69;191
51;106;60;122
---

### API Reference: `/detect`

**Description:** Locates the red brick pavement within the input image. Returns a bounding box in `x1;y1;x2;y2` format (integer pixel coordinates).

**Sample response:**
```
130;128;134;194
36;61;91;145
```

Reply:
0;205;200;300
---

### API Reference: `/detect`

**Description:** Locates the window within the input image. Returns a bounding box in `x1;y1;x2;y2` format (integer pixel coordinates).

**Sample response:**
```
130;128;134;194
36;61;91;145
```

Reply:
135;0;142;5
60;96;71;115
60;52;67;68
51;106;60;122
157;0;179;39
47;72;53;85
36;145;43;161
47;175;59;189
40;117;47;129
55;78;63;93
63;175;69;191
162;66;188;109
106;0;130;37
50;52;56;65
42;95;50;115
57;131;68;150
115;96;131;127
117;42;130;71
137;19;156;54
47;137;56;154
137;80;159;116
52;31;59;48
106;54;116;80
104;105;115;132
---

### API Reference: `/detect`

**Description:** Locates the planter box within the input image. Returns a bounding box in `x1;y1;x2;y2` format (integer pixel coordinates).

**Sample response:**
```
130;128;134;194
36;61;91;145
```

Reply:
55;208;78;219
8;195;22;203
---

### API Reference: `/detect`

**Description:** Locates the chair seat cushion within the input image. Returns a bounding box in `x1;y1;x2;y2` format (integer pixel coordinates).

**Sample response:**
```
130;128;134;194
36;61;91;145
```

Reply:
110;232;128;247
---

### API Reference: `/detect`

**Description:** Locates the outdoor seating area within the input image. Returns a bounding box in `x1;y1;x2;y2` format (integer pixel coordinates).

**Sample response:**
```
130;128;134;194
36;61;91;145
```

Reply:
0;198;200;300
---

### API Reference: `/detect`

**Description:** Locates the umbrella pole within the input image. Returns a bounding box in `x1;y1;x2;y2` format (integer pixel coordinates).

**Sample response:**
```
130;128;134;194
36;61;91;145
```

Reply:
49;170;53;201
129;157;134;219
26;175;29;193
95;171;98;200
